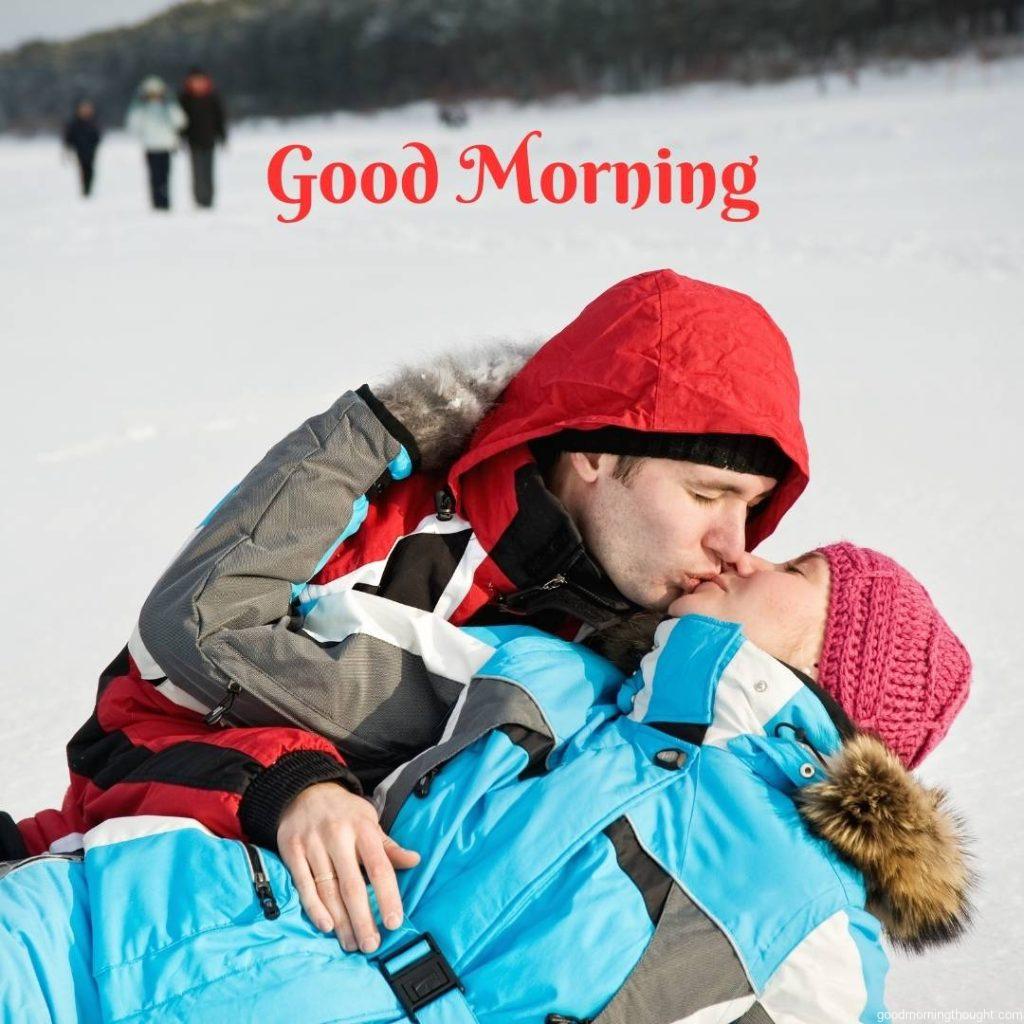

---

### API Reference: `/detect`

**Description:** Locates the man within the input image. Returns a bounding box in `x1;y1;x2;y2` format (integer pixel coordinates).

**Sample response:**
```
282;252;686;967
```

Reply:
11;269;809;955
178;67;227;208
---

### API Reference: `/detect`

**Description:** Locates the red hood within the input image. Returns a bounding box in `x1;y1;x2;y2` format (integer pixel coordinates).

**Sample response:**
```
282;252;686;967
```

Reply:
448;269;809;549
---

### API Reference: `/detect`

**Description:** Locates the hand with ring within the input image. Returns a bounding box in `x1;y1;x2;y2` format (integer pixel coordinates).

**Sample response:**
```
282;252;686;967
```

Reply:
277;782;420;953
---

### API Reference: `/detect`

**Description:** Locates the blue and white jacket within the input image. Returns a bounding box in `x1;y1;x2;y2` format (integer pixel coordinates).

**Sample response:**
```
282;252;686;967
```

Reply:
0;616;971;1024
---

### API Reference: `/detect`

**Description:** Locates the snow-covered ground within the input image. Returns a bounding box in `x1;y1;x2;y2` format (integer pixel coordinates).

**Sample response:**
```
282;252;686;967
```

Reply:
2;54;1021;1012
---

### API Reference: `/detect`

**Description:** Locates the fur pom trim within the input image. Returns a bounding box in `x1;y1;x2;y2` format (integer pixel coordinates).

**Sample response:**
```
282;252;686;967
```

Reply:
369;339;541;473
583;612;663;673
796;733;975;951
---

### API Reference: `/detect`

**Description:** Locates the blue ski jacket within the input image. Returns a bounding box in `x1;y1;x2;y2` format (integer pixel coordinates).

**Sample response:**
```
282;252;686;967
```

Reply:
0;616;970;1023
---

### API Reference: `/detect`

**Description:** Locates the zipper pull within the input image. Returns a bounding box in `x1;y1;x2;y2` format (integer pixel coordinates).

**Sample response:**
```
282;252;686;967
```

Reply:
435;488;456;521
244;842;281;920
204;680;242;726
538;575;567;591
502;574;568;615
414;765;441;798
254;877;280;920
546;1015;592;1024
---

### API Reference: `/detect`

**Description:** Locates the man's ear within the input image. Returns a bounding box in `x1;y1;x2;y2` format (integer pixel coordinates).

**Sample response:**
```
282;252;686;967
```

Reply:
567;450;609;484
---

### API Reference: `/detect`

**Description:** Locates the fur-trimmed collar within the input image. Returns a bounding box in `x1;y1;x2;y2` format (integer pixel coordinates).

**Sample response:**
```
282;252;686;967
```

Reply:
368;340;540;473
588;612;975;953
797;733;974;952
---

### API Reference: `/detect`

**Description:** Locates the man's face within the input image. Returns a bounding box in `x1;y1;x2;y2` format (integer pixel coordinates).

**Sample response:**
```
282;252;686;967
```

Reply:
561;454;777;612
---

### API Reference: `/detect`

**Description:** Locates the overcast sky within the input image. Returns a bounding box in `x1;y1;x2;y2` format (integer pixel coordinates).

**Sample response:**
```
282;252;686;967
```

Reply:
0;1;183;51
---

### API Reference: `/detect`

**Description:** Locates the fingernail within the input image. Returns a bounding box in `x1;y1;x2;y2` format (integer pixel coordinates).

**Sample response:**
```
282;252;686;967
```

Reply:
362;933;381;953
318;917;333;932
384;913;402;929
341;938;355;953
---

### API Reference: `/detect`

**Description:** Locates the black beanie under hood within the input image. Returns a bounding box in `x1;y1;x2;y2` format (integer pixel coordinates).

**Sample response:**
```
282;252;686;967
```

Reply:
533;426;791;482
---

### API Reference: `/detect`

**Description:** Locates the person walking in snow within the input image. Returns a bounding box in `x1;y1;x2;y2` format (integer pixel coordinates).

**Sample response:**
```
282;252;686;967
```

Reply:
126;76;187;210
178;66;227;209
13;270;810;951
62;99;102;197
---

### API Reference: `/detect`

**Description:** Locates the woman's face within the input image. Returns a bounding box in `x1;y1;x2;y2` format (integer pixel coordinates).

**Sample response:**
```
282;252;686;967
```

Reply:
668;552;831;674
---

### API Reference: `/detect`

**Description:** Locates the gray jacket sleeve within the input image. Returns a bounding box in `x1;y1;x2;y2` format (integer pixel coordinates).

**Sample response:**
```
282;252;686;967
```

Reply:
137;390;432;765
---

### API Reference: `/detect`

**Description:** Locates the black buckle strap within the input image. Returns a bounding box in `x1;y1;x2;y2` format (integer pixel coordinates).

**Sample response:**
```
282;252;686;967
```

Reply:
376;932;463;1023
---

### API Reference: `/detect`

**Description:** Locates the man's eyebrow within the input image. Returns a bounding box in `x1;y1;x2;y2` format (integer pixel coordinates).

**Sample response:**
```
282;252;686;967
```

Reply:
695;480;776;501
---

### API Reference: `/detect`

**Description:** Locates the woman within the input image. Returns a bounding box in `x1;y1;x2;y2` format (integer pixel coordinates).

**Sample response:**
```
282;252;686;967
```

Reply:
125;76;187;210
0;542;973;1022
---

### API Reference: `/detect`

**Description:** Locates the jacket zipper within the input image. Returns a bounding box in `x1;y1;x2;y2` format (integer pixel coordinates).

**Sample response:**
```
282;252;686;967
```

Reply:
546;1015;592;1023
501;547;632;617
204;680;242;726
243;842;281;920
497;573;567;612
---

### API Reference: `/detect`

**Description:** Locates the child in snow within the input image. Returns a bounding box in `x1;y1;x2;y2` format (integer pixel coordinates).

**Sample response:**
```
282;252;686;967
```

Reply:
0;541;972;1023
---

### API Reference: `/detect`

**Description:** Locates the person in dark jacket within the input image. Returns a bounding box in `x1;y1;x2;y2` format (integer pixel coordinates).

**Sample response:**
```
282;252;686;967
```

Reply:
63;99;101;197
178;67;227;208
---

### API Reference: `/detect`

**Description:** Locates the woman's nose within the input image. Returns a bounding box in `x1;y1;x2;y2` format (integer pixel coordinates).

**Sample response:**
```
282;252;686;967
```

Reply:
727;553;772;577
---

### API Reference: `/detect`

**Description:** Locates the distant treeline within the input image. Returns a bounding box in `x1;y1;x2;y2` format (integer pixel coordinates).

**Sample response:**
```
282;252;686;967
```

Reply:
1;0;1021;132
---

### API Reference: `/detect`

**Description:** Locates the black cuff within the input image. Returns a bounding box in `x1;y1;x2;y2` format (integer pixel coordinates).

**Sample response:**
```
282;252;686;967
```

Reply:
356;384;421;471
0;811;28;861
239;751;362;851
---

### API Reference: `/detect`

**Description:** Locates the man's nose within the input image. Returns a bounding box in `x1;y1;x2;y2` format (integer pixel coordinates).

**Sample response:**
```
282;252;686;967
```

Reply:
705;509;749;573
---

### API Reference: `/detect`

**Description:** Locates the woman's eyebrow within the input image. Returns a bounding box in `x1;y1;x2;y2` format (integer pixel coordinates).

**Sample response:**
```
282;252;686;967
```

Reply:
794;552;825;572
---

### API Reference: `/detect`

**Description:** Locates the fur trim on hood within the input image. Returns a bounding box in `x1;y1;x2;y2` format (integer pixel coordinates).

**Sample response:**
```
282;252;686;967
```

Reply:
369;340;540;473
586;615;975;953
797;733;975;952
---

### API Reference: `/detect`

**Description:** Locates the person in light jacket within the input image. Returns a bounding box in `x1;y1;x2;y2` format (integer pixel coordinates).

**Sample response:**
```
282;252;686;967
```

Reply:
126;76;187;210
0;542;973;1022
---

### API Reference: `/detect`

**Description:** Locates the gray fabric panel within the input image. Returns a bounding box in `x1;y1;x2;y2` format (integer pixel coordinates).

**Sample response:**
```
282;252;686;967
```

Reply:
734;1003;774;1023
595;882;752;1024
138;391;406;735
379;675;551;831
222;630;466;768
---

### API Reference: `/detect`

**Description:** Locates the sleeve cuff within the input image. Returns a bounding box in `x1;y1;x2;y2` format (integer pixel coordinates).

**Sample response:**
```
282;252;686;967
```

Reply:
0;812;28;861
239;750;362;851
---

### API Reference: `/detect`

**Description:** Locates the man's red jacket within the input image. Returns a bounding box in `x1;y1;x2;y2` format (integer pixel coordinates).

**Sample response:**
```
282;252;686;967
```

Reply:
19;269;809;855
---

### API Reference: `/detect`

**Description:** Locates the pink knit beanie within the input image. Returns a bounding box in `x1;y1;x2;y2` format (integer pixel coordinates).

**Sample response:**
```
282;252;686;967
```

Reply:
815;542;971;770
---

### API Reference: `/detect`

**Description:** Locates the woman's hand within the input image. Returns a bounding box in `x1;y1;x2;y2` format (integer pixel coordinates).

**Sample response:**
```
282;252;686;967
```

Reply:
277;782;420;953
